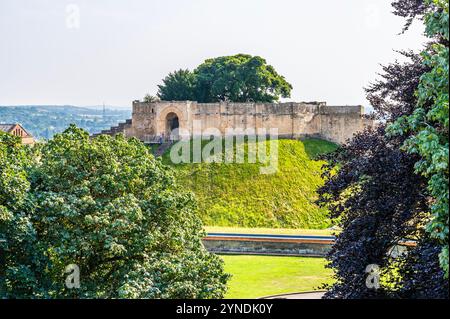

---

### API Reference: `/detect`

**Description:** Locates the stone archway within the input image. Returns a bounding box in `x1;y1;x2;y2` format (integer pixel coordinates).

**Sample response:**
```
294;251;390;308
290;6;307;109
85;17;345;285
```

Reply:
165;112;180;141
156;103;190;142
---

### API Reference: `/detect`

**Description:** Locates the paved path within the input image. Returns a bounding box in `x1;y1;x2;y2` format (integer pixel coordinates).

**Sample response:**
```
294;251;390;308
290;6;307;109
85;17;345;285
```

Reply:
207;233;335;240
262;291;325;299
154;142;173;157
206;233;335;244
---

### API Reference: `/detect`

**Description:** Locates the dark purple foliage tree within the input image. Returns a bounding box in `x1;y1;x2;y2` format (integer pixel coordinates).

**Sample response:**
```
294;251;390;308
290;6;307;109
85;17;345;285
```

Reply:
318;0;448;299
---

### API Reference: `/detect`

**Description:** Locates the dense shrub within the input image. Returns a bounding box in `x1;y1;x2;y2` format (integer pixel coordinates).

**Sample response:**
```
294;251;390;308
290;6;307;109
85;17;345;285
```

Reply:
0;125;228;298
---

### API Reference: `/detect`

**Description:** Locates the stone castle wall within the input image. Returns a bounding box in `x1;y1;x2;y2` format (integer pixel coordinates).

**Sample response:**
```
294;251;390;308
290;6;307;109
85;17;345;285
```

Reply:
123;100;373;144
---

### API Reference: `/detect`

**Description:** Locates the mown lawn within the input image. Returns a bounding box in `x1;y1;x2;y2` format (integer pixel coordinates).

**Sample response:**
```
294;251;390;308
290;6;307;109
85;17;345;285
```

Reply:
222;255;333;299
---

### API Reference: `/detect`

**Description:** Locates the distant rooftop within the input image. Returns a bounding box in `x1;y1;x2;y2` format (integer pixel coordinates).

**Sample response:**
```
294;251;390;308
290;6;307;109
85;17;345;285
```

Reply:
0;123;16;132
0;123;33;137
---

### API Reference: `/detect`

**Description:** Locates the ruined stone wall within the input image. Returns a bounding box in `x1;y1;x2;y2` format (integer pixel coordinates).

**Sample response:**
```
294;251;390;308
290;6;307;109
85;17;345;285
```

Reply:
127;100;373;144
202;238;333;257
190;102;323;138
318;105;373;144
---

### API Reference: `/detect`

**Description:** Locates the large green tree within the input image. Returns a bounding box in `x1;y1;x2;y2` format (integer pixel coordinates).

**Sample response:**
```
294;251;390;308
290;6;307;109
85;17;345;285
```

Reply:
157;69;197;101
0;132;36;297
389;0;449;277
0;125;228;298
156;54;292;103
194;54;292;103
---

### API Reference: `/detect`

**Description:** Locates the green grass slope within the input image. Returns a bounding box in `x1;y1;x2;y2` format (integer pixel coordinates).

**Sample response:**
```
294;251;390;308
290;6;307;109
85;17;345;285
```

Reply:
160;138;338;229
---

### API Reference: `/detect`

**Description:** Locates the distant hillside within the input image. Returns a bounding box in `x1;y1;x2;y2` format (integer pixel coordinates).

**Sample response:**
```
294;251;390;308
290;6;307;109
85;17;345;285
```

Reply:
0;105;131;140
160;138;339;229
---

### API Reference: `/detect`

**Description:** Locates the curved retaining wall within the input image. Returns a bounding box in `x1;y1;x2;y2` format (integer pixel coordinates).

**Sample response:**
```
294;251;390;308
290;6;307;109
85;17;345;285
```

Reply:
202;234;334;257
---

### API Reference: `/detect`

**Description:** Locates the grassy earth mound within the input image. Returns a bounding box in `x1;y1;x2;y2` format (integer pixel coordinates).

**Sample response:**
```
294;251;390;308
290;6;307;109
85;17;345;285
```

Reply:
159;138;338;229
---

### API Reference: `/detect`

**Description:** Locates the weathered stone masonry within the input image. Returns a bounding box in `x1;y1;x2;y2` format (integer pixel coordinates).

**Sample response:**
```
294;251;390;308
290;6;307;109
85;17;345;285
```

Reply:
98;100;373;144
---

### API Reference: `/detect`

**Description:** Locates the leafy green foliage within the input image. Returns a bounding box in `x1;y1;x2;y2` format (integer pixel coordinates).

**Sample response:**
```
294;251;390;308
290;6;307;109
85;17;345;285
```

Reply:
388;0;449;277
157;69;197;101
194;54;292;103
156;54;292;103
0;125;228;298
318;0;449;298
160;138;338;229
143;94;160;103
0;132;31;209
0;132;36;297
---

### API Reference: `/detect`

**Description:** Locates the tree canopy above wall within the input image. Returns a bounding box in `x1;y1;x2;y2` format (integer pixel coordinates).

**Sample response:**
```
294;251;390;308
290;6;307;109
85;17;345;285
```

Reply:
156;54;293;103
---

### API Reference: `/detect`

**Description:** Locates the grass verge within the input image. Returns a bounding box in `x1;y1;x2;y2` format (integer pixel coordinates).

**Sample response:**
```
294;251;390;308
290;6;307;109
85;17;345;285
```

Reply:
222;255;333;299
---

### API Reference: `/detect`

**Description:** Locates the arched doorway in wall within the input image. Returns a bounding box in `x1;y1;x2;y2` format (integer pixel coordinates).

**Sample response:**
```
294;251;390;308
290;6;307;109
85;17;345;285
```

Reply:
165;112;180;141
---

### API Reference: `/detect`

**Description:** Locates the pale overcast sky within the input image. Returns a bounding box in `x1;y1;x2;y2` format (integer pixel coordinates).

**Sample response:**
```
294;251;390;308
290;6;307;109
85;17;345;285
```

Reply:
0;0;426;108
